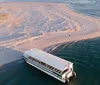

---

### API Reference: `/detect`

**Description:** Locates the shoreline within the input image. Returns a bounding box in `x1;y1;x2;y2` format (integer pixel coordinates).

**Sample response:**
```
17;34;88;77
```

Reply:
44;37;99;54
66;3;100;20
0;37;99;68
0;2;100;65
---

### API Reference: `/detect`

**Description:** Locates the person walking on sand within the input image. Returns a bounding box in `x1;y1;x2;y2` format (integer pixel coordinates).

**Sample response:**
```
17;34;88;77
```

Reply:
69;34;70;38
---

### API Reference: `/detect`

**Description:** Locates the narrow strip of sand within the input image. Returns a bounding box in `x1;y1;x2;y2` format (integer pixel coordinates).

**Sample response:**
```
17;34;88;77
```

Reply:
0;2;100;65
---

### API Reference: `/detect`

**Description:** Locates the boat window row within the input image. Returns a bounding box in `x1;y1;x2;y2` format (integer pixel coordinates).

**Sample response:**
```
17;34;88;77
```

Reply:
28;56;62;74
61;69;68;74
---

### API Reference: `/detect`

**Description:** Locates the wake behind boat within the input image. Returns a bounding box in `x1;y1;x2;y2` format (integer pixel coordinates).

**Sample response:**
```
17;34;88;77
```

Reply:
23;48;76;83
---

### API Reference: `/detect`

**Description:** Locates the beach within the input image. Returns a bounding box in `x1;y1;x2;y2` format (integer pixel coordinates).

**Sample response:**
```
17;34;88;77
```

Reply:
0;2;100;65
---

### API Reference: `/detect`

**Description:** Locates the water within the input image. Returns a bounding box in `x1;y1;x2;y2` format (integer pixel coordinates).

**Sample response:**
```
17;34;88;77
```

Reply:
0;38;100;85
0;60;63;85
0;0;100;85
52;38;100;85
68;0;100;18
1;0;100;18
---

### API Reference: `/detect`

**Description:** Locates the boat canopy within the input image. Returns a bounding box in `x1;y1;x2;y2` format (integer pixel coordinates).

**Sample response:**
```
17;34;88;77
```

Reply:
24;48;73;71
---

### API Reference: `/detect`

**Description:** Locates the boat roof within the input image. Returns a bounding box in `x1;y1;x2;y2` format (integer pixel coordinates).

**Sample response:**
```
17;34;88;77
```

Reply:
24;48;73;71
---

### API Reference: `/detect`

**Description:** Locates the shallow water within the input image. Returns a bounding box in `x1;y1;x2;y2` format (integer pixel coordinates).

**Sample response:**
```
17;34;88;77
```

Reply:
1;0;100;18
0;38;100;85
68;1;100;17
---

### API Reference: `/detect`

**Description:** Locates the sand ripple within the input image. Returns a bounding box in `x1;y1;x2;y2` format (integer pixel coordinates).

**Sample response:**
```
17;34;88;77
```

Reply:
0;2;100;65
0;3;80;42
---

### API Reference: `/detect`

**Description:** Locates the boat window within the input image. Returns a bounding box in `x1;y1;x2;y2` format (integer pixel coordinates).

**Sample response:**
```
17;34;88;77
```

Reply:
47;65;50;69
51;66;54;70
58;70;61;74
29;56;32;59
62;69;68;74
41;62;45;66
28;56;62;74
49;66;53;69
43;63;46;66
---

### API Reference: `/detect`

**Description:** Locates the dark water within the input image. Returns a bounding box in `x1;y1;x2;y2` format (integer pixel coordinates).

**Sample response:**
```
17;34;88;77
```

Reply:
52;38;100;85
0;60;64;85
0;0;100;85
68;0;100;18
0;38;100;85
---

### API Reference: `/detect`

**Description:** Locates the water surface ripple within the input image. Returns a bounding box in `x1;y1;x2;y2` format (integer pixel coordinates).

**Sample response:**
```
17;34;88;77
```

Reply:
52;38;100;85
0;38;100;85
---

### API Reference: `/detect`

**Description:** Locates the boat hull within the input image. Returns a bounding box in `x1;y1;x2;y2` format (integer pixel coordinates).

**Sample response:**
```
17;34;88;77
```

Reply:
25;60;66;83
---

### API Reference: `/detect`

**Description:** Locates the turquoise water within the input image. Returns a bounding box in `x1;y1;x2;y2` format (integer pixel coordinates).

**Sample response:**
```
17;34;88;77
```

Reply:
0;38;100;85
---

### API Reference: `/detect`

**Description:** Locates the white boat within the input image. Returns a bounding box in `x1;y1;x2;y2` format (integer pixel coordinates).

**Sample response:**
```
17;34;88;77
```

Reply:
23;48;76;83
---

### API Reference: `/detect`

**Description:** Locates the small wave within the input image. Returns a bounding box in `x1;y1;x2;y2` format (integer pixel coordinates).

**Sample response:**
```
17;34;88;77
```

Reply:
51;38;100;85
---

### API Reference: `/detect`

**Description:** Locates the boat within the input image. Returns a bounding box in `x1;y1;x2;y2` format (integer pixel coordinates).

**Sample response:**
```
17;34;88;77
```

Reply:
23;48;76;83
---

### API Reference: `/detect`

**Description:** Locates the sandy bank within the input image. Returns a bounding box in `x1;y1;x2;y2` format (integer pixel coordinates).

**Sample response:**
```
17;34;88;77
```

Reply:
0;2;100;65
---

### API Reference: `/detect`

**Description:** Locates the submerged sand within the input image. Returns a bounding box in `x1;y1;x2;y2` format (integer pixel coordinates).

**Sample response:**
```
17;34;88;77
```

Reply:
0;2;100;65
